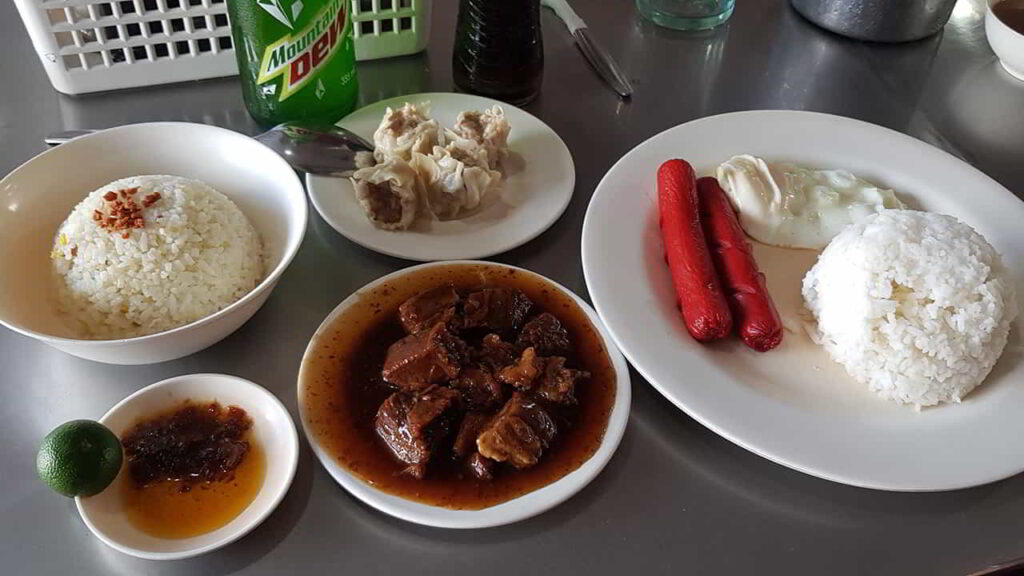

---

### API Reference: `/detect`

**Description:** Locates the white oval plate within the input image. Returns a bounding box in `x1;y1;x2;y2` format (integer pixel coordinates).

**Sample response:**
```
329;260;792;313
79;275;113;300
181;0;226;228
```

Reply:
77;374;299;560
582;110;1024;492
297;261;631;528
306;92;575;261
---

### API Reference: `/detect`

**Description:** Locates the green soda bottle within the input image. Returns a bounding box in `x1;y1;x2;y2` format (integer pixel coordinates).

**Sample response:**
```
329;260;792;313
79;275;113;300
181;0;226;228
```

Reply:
227;0;359;126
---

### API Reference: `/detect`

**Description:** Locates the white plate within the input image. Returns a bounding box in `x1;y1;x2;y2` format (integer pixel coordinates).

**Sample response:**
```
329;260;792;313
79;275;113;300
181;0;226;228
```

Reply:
306;93;575;261
297;261;631;528
582;110;1024;492
77;374;299;560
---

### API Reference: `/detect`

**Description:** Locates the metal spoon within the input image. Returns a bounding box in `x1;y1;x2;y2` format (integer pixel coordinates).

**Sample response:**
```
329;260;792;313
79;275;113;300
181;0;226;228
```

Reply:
44;121;374;176
968;556;1024;575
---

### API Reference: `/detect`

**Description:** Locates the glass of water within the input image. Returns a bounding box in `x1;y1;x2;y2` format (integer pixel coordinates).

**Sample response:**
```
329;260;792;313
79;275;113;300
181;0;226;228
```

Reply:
636;0;736;30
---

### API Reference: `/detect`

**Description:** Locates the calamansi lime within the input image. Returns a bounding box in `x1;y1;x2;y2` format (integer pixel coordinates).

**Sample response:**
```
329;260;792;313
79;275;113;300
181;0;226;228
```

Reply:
37;420;123;498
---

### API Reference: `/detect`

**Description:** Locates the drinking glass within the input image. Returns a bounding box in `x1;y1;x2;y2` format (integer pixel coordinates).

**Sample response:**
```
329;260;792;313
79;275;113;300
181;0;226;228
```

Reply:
636;0;736;30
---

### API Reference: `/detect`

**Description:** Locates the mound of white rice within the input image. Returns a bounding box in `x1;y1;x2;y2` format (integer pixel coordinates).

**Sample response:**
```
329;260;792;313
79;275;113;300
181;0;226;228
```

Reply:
51;175;263;339
802;210;1017;407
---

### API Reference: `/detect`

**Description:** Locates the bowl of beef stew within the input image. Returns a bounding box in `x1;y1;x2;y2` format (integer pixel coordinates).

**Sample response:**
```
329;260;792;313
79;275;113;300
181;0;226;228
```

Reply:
297;261;630;528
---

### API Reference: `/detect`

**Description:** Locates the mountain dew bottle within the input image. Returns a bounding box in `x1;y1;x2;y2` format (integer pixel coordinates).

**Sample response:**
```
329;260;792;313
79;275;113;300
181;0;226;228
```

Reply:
227;0;359;126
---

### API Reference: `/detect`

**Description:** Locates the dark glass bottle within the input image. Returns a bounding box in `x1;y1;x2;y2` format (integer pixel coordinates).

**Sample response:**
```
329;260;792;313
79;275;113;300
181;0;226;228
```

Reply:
452;0;544;106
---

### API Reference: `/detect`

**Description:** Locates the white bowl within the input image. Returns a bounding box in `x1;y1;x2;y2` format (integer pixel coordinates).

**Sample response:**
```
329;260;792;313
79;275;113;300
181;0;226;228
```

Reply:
0;122;307;364
76;373;299;560
986;0;1024;81
297;261;632;528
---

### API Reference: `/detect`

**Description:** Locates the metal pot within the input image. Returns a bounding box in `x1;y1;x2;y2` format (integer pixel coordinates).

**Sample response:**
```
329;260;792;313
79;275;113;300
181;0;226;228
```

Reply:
789;0;958;43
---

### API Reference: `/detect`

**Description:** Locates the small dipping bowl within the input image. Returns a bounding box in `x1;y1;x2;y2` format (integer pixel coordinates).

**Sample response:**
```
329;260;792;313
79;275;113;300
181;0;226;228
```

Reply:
986;0;1024;81
76;373;299;560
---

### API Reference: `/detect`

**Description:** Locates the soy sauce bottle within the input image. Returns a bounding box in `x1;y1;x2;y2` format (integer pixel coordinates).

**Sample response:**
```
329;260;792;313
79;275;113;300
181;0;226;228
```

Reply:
452;0;544;106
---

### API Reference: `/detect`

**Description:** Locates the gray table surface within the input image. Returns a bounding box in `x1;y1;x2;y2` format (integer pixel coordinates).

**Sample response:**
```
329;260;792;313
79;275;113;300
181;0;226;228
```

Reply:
3;0;1024;574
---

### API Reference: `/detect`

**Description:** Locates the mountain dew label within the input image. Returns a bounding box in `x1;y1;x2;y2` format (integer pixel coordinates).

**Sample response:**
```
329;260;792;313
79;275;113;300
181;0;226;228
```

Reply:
228;0;358;125
256;0;350;101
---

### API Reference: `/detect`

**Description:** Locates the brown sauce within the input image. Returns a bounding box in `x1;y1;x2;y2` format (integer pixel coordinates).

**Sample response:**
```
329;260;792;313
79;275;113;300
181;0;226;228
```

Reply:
121;441;265;539
301;263;617;510
995;0;1024;34
120;401;266;538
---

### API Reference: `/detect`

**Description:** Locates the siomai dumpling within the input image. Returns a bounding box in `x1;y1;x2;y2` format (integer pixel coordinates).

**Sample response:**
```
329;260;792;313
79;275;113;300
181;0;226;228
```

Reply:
448;106;511;169
442;134;492;169
354;150;376;170
411;147;501;220
373;102;444;163
351;158;421;230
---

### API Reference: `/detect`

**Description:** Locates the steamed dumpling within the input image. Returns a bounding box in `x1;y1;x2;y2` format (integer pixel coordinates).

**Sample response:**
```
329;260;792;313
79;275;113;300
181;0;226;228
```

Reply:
373;102;444;163
351;158;420;230
448;106;510;169
442;134;492;169
411;146;501;220
354;150;376;170
355;102;513;229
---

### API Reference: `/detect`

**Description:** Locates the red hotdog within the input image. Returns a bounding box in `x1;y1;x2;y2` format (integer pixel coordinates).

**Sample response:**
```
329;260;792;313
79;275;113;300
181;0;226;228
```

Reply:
657;160;732;342
697;176;782;352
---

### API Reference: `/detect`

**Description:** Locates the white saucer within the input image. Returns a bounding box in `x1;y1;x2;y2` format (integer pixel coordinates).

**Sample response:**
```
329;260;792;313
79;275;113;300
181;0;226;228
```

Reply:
306;92;575;261
76;373;299;560
582;110;1024;491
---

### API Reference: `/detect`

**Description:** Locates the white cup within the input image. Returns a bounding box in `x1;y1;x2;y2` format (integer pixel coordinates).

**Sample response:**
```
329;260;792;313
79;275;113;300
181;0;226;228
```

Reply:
986;0;1024;81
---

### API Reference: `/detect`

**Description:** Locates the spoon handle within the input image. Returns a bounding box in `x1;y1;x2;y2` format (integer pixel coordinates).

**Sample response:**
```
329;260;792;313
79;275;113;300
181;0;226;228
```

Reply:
45;130;97;145
968;556;1024;575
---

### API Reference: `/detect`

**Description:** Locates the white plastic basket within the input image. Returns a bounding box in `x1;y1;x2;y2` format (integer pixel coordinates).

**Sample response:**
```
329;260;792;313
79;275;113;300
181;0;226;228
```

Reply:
351;0;431;61
14;0;238;95
14;0;431;95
